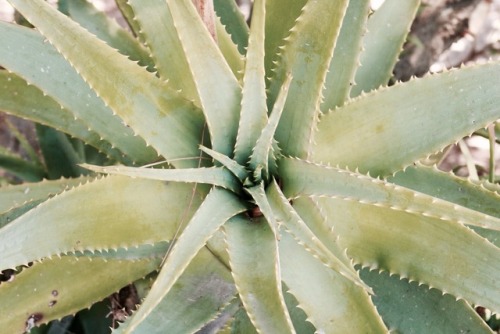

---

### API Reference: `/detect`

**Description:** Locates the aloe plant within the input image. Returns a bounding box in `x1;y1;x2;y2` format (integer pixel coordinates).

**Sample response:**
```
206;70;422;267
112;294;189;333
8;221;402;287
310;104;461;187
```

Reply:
0;0;499;333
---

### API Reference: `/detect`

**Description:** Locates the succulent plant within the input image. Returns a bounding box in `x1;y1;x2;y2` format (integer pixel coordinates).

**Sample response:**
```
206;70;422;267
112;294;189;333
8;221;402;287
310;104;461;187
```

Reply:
0;0;499;333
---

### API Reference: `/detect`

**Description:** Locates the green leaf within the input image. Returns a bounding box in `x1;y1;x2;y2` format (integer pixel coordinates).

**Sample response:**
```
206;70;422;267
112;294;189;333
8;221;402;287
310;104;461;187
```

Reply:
0;255;159;333
0;176;202;270
249;73;291;182
0;148;45;182
113;247;235;334
264;0;307;84
244;183;278;233
266;180;370;292
164;0;242;156
66;0;154;71
269;0;349;158
360;268;494;334
280;158;500;231
214;0;249;54
389;164;500;219
121;188;245;333
200;146;249;182
82;164;241;194
321;0;370;110
7;0;205;168
317;196;500;313
0;71;127;163
216;16;245;81
36;124;84;179
351;0;420;96
234;0;268;164
0;21;157;164
279;232;387;333
114;0;145;43
314;62;500;176
0;176;91;214
224;216;296;334
126;0;199;102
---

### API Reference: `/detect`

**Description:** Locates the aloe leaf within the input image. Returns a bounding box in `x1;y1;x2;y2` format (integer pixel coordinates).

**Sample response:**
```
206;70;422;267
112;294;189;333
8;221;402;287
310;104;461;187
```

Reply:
264;0;307;84
126;0;198;102
224;216;295;334
113;247;235;334
321;0;370;110
114;0;144;43
0;176;91;214
214;0;249;54
266;180;370;292
269;0;349;158
82;164;241;193
280;158;500;231
244;183;278;233
249;73;291;181
164;0;241;156
279;232;388;333
351;0;420;97
314;62;500;176
121;188;246;333
390;164;500;216
6;0;205;168
66;0;154;70
36;125;85;179
216;16;245;81
317;197;500;313
0;255;159;333
359;268;493;334
0;148;45;182
231;307;258;334
233;0;268;165
3;118;40;166
200;146;248;182
282;289;316;334
0;21;157;165
0;176;202;270
1;200;43;229
0;71;127;163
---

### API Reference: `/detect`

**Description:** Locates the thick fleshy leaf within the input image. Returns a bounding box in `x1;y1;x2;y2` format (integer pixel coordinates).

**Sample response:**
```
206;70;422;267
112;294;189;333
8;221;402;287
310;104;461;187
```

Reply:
216;16;245;81
0;71;127;163
7;0;205;168
0;176;91;214
82;164;241;193
0;148;44;182
121;188;245;333
244;183;278;234
314;63;500;176
200;146;249;182
214;0;249;54
114;0;145;43
317;196;500;313
269;0;349;158
266;181;369;291
224;216;295;334
113;247;235;334
127;0;198;102
35;124;85;179
0;176;201;270
389;164;500;219
66;0;154;70
321;0;370;110
280;158;500;231
164;0;242;156
249;73;291;182
264;0;307;83
279;232;387;333
234;0;268;164
351;0;420;97
360;268;493;334
0;255;160;333
0;21;156;164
